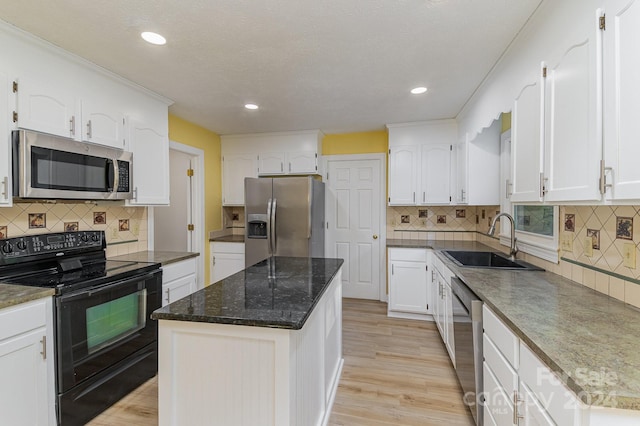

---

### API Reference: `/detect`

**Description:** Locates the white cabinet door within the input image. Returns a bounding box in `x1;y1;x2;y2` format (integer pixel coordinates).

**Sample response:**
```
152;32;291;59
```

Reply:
222;154;257;206
420;144;451;205
0;71;11;206
603;0;640;200
15;77;78;139
388;260;428;314
127;119;169;205
258;152;286;175
81;100;126;149
511;71;545;203
287;151;317;174
544;14;603;202
0;298;55;426
163;274;196;306
388;145;418;205
211;252;245;283
455;139;468;204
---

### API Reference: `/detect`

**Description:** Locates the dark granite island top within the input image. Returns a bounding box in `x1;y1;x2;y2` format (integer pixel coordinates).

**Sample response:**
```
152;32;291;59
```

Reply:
152;256;344;329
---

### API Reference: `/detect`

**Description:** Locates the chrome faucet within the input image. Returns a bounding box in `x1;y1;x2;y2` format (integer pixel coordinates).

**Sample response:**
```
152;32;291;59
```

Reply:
488;213;518;260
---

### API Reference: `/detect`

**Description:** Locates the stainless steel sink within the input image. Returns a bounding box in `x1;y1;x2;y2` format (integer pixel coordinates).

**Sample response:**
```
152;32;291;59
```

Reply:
441;250;543;271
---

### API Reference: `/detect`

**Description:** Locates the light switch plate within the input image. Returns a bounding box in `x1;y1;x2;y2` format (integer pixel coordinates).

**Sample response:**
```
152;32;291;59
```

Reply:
623;242;636;268
584;238;593;257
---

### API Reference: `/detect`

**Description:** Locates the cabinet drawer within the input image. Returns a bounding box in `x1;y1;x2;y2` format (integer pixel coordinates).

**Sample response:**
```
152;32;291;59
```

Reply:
387;247;428;262
483;333;517;396
0;298;47;341
483;361;514;426
483;305;519;368
520;381;554;426
519;342;581;426
162;258;197;283
211;242;245;254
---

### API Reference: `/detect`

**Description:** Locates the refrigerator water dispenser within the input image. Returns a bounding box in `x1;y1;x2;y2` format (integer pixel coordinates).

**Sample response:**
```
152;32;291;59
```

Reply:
247;214;268;239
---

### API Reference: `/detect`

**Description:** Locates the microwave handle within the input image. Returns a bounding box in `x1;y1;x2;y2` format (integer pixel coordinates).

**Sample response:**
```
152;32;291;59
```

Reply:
106;159;117;192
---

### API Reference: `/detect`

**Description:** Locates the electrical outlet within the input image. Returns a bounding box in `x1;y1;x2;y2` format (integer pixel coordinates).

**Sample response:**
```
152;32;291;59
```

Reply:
584;238;593;257
623;242;636;268
561;234;573;252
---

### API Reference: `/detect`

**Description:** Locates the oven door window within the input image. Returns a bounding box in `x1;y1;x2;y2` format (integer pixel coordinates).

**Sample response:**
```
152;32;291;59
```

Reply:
86;290;146;354
31;146;112;192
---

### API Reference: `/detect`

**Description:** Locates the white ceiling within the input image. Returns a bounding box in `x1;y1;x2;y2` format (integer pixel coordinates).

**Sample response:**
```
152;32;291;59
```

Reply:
0;0;541;135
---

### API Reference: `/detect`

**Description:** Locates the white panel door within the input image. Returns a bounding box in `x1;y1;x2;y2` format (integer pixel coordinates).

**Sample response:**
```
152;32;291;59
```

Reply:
420;144;451;205
388;260;427;313
544;13;603;202
511;72;544;202
326;159;381;300
155;149;192;251
603;0;640;200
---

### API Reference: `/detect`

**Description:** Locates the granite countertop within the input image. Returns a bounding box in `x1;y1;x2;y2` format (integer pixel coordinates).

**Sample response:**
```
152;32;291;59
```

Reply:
152;256;344;330
108;251;199;266
432;250;640;410
0;284;54;310
210;235;245;243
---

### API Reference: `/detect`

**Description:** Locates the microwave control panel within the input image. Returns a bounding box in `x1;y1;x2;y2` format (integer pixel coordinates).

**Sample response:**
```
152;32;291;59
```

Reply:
117;160;130;192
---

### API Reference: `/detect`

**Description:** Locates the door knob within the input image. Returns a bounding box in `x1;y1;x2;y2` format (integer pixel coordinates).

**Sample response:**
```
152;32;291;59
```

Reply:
373;235;378;240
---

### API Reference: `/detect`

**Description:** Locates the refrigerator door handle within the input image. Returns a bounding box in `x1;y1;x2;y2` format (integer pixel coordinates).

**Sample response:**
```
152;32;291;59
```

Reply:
271;198;277;254
267;198;273;256
307;179;312;238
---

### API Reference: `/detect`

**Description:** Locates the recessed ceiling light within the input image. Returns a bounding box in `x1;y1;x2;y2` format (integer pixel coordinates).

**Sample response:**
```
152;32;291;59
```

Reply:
245;103;259;110
411;86;428;95
141;31;166;45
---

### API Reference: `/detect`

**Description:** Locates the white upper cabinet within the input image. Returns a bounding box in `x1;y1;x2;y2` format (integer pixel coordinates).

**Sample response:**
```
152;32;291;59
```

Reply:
221;130;322;205
543;11;603;202
510;69;545;203
421;144;451;205
127;119;170;205
222;154;258;206
387;120;456;206
457;119;501;205
388;145;419;205
14;77;78;139
602;0;640;201
80;100;126;149
0;71;11;206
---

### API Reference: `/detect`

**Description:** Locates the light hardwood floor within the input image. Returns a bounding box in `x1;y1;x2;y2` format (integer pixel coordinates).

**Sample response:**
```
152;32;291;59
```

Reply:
89;298;474;426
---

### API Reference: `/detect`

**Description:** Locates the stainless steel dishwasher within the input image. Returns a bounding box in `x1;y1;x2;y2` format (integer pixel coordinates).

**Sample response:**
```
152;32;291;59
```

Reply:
450;276;484;426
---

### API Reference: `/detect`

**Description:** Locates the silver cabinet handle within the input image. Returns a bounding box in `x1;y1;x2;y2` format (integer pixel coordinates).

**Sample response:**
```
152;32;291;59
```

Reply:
392;264;394;275
1;176;8;201
40;336;47;360
165;288;171;304
413;192;416;203
513;391;524;424
212;255;216;266
423;192;425;203
280;162;283;172
289;162;292;173
86;120;92;139
133;187;138;201
69;116;75;136
506;179;512;199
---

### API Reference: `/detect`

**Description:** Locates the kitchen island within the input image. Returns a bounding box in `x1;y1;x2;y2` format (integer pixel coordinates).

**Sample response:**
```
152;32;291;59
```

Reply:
151;256;344;426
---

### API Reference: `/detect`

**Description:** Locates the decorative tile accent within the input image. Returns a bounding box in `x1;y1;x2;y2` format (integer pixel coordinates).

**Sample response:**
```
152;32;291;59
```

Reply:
401;215;410;224
587;229;600;250
456;209;465;218
564;214;575;232
437;215;446;224
418;209;428;218
119;219;130;231
28;213;46;229
0;226;6;239
93;211;107;225
616;217;633;240
64;222;79;232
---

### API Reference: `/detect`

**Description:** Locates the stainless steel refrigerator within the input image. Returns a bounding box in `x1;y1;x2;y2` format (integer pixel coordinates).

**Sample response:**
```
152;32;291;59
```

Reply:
245;176;325;267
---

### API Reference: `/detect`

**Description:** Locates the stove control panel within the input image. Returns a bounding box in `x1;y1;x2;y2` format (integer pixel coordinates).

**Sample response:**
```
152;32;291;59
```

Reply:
0;231;105;263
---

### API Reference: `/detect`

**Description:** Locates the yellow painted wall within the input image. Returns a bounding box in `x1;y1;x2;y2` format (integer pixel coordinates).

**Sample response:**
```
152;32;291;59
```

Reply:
501;112;512;132
322;130;388;155
168;114;221;286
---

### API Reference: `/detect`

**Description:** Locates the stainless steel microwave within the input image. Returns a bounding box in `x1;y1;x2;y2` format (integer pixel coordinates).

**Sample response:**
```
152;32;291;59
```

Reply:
12;129;133;200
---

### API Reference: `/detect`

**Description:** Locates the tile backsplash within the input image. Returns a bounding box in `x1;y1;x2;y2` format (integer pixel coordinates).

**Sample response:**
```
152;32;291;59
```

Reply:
0;202;148;257
387;205;501;240
223;206;245;235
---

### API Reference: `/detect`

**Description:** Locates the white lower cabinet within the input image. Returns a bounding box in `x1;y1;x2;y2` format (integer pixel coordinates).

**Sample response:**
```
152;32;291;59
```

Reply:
211;242;245;283
0;297;55;425
387;248;432;319
483;305;582;426
162;258;197;306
